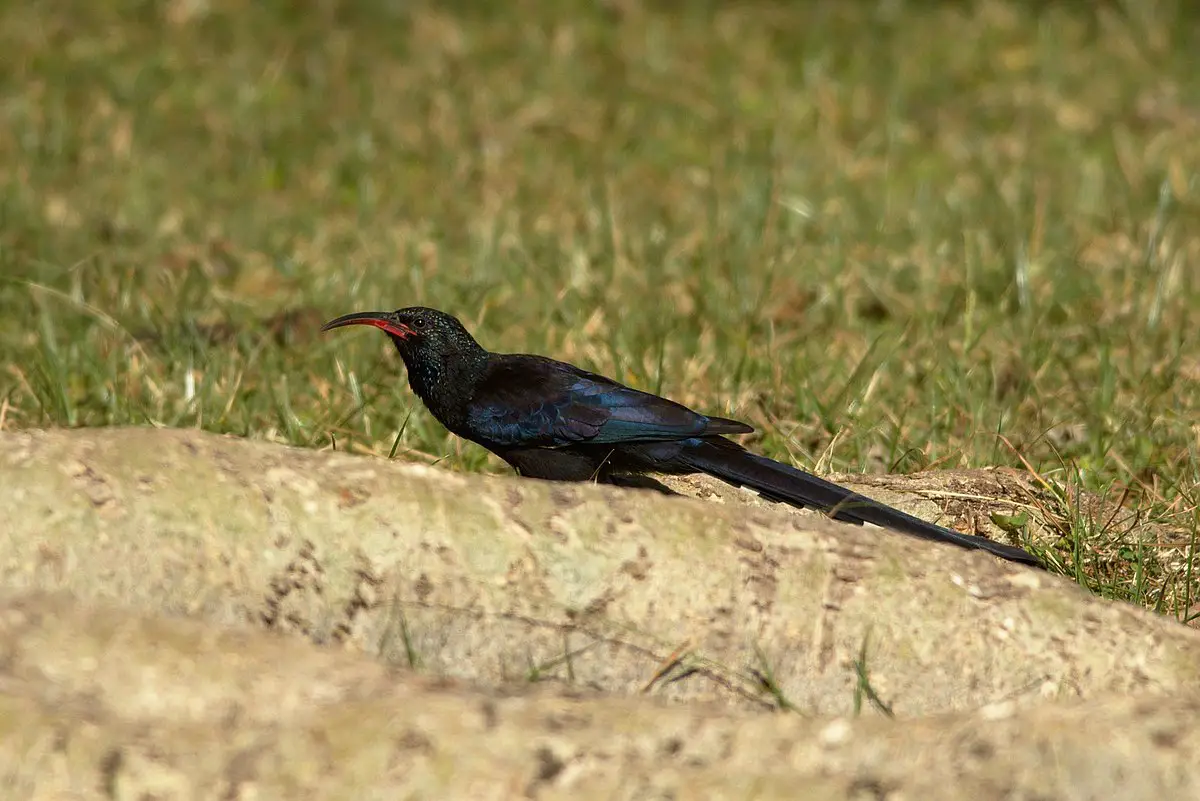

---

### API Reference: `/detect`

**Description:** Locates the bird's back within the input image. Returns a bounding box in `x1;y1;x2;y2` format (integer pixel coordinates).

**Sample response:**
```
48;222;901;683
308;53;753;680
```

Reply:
464;353;752;448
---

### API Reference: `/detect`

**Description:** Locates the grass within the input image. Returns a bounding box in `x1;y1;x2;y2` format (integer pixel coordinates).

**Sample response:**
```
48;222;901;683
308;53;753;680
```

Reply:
1;0;1199;614
853;633;894;718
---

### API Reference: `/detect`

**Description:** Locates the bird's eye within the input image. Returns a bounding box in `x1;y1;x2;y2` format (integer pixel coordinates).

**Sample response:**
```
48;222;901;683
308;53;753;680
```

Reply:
413;317;426;328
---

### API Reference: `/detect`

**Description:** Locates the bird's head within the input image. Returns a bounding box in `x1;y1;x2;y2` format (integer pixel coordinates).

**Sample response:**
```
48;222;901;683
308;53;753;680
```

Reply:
321;306;482;365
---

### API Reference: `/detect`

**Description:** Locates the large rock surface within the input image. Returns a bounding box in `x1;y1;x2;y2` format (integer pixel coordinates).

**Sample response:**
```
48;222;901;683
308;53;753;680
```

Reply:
1;427;1198;797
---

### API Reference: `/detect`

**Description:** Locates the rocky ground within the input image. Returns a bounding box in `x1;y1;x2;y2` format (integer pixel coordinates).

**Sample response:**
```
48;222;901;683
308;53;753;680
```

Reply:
2;427;1198;798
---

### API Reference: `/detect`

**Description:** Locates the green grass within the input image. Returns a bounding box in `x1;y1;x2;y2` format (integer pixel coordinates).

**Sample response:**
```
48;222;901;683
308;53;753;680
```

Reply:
2;0;1199;614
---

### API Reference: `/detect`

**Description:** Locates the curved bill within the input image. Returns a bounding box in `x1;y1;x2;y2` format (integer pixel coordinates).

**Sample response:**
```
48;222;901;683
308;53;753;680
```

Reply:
320;311;415;338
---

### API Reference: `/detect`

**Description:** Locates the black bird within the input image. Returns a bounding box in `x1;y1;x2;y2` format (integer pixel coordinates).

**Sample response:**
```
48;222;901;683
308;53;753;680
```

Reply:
322;306;1039;566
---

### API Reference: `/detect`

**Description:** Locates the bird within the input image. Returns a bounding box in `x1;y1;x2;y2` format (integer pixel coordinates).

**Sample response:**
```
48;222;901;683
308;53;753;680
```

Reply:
321;306;1040;567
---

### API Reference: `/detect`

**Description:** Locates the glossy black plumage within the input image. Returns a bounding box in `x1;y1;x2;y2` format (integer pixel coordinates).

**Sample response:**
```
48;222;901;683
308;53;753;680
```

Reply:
322;306;1040;567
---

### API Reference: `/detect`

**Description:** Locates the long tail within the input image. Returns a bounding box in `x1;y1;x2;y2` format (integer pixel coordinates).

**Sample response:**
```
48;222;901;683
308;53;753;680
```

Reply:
674;439;1041;567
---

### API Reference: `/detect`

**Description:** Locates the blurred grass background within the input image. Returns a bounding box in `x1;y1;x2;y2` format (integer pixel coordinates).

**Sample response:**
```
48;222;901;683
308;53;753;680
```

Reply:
1;0;1198;608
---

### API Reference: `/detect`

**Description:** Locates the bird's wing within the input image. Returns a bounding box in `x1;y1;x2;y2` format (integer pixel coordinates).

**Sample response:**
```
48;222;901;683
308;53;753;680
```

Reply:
466;357;752;447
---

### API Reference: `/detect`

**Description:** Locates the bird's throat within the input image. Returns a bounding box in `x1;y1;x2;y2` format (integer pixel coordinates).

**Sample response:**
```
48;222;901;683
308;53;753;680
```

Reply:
396;343;488;433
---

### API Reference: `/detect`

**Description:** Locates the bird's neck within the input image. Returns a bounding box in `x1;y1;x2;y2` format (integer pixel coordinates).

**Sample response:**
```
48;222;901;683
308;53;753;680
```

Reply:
399;345;489;432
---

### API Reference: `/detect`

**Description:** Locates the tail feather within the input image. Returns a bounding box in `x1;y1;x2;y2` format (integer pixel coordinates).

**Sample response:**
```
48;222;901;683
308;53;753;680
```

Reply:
677;439;1041;567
